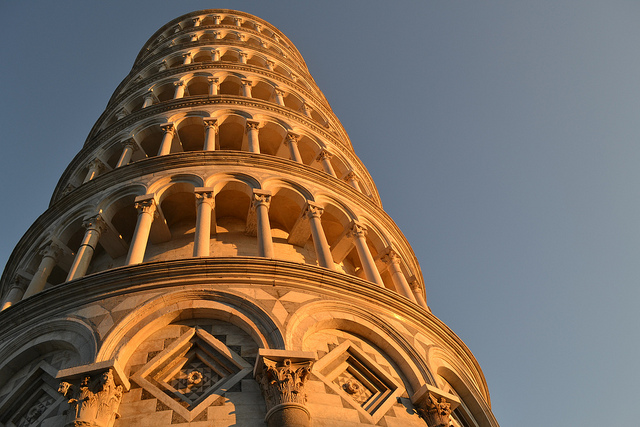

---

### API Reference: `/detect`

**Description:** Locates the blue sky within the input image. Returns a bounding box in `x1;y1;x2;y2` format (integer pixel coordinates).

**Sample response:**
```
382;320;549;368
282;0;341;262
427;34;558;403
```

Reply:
2;2;640;425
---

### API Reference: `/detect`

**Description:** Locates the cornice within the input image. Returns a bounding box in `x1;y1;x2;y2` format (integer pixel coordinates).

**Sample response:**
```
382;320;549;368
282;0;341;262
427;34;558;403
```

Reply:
0;257;488;402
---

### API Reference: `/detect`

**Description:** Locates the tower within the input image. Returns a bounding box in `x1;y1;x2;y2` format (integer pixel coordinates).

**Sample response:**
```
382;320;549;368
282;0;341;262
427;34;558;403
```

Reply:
0;9;499;427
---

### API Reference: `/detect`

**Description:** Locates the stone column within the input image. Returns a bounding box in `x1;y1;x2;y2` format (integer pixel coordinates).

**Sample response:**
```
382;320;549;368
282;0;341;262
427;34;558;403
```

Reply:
241;79;252;97
58;369;125;427
302;104;313;118
66;215;105;281
274;89;285;105
255;23;263;32
285;133;302;163
173;81;185;99
208;77;219;95
345;171;361;191
115;108;128;120
381;249;417;303
239;52;249;64
266;60;275;71
142;90;154;108
203;119;218;151
213;31;221;40
158;124;175;156
83;159;105;183
350;222;384;286
158;60;168;71
192;17;201;27
115;139;137;168
252;190;273;258
246;120;261;153
125;195;157;265
305;202;335;270
193;188;215;257
212;49;221;61
316;150;336;177
1;276;27;311
409;277;429;310
22;243;62;299
234;17;242;26
190;34;199;42
182;52;192;65
254;351;315;427
212;15;221;25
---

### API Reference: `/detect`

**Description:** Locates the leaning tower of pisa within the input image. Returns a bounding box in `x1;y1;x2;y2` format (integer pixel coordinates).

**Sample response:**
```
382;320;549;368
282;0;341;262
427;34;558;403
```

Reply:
0;10;499;427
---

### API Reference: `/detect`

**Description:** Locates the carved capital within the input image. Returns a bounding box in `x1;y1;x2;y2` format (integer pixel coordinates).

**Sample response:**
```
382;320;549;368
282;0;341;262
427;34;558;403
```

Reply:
39;243;62;261
246;120;260;132
160;123;174;135
316;149;332;162
87;158;105;172
213;31;221;39
241;79;252;87
302;104;313;114
203;118;218;131
173;80;184;87
192;17;201;26
305;202;324;219
266;60;275;69
252;191;271;209
83;214;106;234
58;369;124;427
195;188;215;208
381;248;401;266
207;76;219;85
234;17;243;26
346;170;358;181
411;384;460;427
190;34;199;42
134;196;156;216
275;88;285;96
286;132;300;144
256;358;313;410
120;138;138;151
350;222;367;239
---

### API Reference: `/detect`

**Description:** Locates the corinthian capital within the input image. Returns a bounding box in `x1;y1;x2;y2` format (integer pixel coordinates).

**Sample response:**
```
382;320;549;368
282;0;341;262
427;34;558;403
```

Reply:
160;123;174;134
304;201;324;219
286;132;300;143
134;195;157;216
316;149;332;162
83;214;106;233
349;221;367;238
257;358;312;408
252;190;272;208
58;369;124;427
411;384;460;427
246;120;260;132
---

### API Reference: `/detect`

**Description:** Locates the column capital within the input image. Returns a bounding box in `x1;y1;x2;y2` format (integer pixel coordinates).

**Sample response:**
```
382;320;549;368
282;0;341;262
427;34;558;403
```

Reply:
246;120;260;132
234;17;243;26
302;103;313;114
203;118;218;129
182;52;191;59
9;274;29;291
266;60;275;69
173;80;185;87
346;170;358;181
192;17;201;26
39;242;62;261
190;34;199;42
316;149;332;161
82;214;106;234
213;31;221;39
87;158;105;172
252;190;272;209
349;221;367;238
143;89;154;99
411;384;460;427
254;349;315;425
120;138;138;151
134;194;157;215
194;187;215;207
207;76;219;84
241;78;252;86
275;88;285;96
160;123;174;134
286;132;300;143
304;201;324;219
408;276;422;291
380;247;402;265
58;368;125;427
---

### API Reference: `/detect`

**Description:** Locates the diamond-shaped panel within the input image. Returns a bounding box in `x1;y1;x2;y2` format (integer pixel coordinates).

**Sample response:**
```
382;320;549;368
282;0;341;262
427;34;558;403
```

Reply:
312;340;404;423
133;327;252;421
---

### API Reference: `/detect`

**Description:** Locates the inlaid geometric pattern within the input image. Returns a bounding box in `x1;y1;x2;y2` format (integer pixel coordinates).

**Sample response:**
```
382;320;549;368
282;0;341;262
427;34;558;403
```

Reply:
312;340;404;423
132;326;253;422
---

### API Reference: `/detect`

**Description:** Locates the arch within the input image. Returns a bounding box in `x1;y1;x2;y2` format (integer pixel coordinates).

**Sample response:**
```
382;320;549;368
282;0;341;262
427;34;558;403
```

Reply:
256;120;286;156
175;115;206;151
217;113;246;151
97;289;285;365
286;300;432;392
0;317;98;386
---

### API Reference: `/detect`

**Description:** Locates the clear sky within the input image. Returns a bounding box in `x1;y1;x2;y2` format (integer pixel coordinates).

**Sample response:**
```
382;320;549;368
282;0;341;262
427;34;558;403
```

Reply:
1;2;639;426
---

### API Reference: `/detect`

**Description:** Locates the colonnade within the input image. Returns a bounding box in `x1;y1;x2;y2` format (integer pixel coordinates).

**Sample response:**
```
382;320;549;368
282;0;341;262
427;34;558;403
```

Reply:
1;189;426;310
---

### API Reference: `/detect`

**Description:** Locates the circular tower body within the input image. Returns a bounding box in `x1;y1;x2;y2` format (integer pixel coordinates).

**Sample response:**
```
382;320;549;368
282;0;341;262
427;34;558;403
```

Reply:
0;10;499;427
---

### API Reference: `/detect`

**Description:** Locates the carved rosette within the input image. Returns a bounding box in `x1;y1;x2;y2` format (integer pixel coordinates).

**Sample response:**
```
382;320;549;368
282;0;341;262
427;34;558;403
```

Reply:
256;358;312;410
415;392;453;427
58;369;123;427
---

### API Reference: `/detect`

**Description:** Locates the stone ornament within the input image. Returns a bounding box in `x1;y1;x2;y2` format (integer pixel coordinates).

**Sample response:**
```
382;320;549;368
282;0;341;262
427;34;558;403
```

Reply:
415;392;453;427
58;369;123;427
257;358;312;408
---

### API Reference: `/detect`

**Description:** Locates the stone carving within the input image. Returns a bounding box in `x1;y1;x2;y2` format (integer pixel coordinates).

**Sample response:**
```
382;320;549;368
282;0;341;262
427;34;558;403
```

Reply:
415;392;453;427
256;358;312;410
58;369;123;427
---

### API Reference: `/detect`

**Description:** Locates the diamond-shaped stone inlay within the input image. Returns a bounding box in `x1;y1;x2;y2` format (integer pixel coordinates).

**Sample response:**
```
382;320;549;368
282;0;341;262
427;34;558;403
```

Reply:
312;340;404;423
133;327;252;421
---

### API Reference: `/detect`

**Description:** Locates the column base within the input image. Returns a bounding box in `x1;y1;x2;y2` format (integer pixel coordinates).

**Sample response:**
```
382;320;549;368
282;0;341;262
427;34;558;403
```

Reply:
265;402;311;427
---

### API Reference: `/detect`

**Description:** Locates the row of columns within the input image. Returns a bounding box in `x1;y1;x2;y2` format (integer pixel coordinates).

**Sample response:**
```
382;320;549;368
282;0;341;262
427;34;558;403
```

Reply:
158;48;277;72
1;194;427;310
